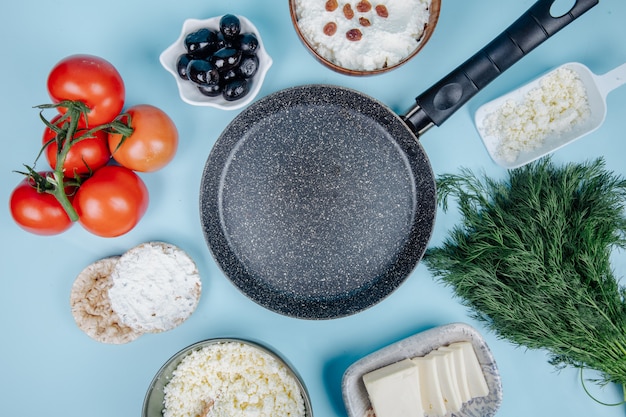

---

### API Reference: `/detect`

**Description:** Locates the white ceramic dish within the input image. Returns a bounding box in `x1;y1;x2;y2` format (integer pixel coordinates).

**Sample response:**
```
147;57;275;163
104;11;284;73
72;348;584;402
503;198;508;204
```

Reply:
342;322;502;417
475;61;626;168
159;16;273;110
142;338;312;417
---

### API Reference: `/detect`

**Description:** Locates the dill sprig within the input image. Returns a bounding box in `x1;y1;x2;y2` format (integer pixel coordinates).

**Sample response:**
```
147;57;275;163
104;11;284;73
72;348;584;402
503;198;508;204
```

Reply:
423;157;626;388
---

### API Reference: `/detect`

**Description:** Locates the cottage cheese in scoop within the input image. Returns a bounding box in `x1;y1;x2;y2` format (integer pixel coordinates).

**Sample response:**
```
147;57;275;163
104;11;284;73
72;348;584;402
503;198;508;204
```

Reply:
294;0;432;71
484;67;591;163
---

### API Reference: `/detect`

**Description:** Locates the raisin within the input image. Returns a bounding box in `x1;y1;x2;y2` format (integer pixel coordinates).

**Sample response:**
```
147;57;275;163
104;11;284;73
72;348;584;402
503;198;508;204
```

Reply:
359;17;371;27
375;4;389;18
346;28;362;41
356;0;372;12
325;0;338;11
323;22;337;36
343;4;354;19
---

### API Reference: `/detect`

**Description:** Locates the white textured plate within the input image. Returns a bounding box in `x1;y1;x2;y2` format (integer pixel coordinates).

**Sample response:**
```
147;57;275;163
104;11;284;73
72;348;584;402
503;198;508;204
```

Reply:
342;323;502;417
159;15;273;110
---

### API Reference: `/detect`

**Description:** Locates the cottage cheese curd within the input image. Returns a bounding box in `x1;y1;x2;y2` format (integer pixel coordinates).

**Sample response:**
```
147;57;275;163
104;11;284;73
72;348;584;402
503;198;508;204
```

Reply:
294;0;432;71
163;341;306;417
484;67;591;163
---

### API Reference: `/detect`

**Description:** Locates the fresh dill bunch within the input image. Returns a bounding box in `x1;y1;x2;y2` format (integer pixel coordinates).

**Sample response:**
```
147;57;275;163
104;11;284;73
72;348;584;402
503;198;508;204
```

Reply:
423;157;626;387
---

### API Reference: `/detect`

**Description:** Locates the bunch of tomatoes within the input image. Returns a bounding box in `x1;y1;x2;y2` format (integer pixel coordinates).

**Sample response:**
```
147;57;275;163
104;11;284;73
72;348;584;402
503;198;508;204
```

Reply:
9;55;179;238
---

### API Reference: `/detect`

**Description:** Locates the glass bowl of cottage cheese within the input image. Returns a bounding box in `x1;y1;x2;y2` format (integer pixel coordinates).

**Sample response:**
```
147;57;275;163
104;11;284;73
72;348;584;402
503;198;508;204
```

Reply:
290;0;440;75
142;338;313;417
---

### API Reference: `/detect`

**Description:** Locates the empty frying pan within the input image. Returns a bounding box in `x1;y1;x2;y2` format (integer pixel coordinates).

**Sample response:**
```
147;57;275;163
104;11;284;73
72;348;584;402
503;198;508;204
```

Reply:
200;0;599;319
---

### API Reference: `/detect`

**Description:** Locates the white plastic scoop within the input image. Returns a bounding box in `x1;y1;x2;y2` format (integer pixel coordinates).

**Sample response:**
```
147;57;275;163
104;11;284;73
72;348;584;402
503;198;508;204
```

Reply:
475;62;626;168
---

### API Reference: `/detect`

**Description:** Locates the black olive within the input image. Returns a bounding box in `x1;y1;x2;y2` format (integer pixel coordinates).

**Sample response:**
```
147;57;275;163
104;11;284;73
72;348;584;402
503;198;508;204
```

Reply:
238;33;259;54
221;69;239;83
216;32;235;50
219;14;241;39
222;78;249;101
187;59;220;85
198;83;222;97
237;54;259;78
184;28;219;57
176;54;193;80
212;48;242;71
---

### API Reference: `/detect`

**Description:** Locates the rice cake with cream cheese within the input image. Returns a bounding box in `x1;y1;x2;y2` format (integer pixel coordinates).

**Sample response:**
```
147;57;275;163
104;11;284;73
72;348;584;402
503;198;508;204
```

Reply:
108;241;202;333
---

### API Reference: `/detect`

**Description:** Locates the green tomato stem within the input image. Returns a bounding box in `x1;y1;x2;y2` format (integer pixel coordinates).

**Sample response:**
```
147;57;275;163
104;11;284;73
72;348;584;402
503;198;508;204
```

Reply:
30;100;133;223
50;104;82;221
51;171;79;222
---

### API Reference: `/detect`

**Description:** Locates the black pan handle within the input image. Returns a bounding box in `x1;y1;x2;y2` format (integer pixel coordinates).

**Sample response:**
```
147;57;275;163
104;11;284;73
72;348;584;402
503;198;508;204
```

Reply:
403;0;599;136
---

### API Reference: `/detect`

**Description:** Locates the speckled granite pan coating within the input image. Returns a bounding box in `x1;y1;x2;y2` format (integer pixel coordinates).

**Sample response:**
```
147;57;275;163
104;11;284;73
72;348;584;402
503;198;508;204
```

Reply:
200;85;436;319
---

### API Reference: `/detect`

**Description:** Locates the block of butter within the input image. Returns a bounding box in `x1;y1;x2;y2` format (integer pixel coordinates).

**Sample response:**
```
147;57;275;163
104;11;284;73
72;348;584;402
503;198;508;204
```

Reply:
436;345;471;402
411;355;446;416
362;358;425;417
427;350;463;412
448;341;489;398
361;340;490;417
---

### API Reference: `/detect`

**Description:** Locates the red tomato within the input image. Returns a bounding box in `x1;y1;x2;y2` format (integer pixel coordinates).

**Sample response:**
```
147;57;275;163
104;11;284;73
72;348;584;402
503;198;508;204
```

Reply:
108;104;178;172
43;115;111;176
47;54;125;126
73;165;149;237
9;175;74;235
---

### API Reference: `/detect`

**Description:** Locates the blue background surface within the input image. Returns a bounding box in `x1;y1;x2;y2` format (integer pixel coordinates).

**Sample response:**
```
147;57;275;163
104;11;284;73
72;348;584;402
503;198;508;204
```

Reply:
1;1;626;416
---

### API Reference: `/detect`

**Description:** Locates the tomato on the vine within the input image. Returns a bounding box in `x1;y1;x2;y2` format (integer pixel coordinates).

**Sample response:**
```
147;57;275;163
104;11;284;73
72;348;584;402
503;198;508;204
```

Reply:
47;55;125;126
108;104;178;172
73;165;149;237
9;174;74;235
43;114;111;176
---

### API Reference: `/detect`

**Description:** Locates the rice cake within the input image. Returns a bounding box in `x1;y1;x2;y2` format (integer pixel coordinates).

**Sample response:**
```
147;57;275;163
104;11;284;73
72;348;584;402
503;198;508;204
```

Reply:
70;257;144;344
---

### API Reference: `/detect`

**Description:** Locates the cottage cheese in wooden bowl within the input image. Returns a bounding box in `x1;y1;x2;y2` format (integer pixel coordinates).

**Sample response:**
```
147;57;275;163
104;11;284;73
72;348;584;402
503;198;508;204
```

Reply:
290;0;440;75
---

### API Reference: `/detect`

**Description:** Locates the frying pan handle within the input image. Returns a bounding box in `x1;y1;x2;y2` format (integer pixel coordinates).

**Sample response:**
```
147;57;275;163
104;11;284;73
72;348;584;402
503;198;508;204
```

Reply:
404;0;599;136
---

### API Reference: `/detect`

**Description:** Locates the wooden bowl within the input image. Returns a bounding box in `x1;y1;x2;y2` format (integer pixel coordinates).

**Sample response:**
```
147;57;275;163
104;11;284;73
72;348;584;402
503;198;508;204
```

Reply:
289;0;441;76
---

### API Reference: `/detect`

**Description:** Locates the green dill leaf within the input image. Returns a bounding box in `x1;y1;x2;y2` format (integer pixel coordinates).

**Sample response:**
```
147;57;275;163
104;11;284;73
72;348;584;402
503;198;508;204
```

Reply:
423;157;626;386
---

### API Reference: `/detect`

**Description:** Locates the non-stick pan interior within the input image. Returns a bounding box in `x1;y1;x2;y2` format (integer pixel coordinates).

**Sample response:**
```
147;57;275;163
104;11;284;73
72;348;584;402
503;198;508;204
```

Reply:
200;85;436;319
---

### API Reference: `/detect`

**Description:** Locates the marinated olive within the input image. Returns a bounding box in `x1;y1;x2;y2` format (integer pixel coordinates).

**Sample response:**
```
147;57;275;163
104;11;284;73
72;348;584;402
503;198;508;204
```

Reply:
220;14;241;39
175;14;264;103
184;28;219;57
176;54;192;79
187;59;220;85
237;54;259;78
198;83;222;97
222;78;249;101
221;69;239;83
212;48;242;71
216;32;234;50
238;33;259;54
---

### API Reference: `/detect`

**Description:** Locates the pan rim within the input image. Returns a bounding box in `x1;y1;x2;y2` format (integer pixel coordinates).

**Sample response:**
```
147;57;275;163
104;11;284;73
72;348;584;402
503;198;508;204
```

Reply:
199;84;436;319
